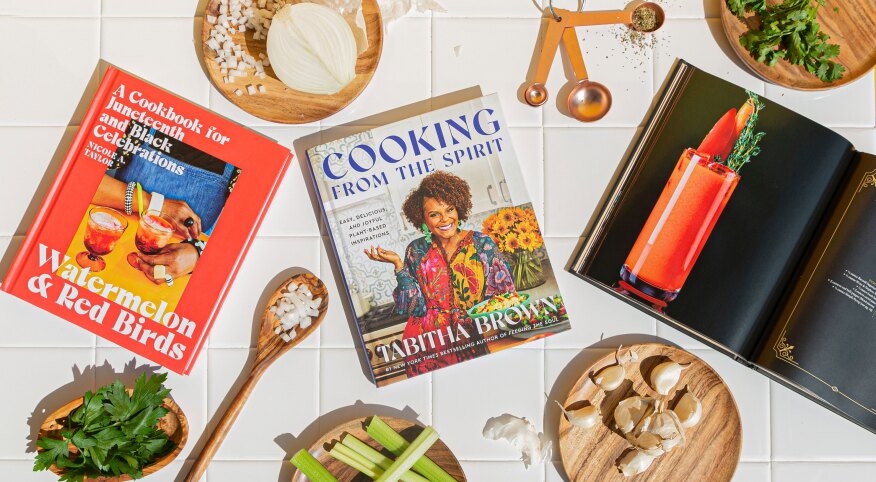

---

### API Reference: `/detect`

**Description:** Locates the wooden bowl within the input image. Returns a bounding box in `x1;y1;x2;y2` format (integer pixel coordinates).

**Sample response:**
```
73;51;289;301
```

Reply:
201;0;384;123
719;0;876;90
37;391;188;481
558;343;741;482
291;416;467;482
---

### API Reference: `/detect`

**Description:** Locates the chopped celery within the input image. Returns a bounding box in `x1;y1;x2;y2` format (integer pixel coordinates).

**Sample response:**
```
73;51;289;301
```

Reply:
340;435;430;482
290;449;338;482
375;427;440;482
330;444;380;478
366;417;457;482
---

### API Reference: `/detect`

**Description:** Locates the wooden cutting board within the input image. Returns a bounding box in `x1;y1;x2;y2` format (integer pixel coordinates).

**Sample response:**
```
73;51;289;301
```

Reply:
558;343;741;482
291;416;467;482
201;0;383;123
720;0;876;90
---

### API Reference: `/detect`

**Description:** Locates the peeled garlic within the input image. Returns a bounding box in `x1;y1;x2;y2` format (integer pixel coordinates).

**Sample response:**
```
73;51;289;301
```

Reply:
555;401;600;429
614;396;656;434
650;361;687;395
673;392;702;428
593;364;625;391
625;431;663;456
618;449;655;477
267;3;357;95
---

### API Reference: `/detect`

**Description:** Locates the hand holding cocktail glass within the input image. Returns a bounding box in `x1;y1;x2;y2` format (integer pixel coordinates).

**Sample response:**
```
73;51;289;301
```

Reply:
76;206;128;272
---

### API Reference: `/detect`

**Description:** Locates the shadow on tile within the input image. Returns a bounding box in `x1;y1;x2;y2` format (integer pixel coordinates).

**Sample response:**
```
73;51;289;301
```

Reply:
273;401;425;482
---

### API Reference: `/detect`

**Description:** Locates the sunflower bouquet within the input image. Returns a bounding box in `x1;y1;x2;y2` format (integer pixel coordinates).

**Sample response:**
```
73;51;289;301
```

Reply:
482;207;547;290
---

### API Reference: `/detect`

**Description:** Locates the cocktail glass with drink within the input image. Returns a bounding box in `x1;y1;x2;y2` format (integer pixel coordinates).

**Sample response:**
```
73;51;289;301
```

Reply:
127;210;174;268
617;97;758;311
76;207;128;272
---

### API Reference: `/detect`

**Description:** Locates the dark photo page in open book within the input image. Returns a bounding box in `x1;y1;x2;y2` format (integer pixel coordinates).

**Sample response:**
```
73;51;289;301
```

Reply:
757;152;876;433
575;61;856;357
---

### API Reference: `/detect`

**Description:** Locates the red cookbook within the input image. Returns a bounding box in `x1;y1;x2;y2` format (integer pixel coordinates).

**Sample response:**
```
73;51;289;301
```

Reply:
1;65;292;374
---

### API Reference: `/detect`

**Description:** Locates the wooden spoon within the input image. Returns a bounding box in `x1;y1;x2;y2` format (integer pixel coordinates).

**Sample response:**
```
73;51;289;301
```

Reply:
183;273;329;481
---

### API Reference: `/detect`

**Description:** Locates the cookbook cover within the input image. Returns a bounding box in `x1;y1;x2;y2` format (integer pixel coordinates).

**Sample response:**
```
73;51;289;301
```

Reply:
307;95;571;386
1;65;293;374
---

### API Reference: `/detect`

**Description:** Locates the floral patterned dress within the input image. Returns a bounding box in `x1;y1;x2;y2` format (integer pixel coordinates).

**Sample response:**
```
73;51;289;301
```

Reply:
393;231;516;376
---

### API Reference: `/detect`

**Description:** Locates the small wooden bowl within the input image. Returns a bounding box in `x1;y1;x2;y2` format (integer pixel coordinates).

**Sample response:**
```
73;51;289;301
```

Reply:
201;0;384;123
558;343;741;482
291;416;467;482
719;0;876;90
37;391;188;481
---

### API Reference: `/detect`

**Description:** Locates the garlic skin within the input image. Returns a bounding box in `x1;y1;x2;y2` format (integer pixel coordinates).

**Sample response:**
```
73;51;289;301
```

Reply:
614;396;656;434
593;364;625;391
555;401;600;429
482;414;552;468
267;3;358;95
618;449;655;477
673;392;702;428
650;361;687;395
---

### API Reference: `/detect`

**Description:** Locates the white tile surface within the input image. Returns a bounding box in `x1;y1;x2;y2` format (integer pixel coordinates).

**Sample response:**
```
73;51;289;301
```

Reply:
0;1;874;480
0;18;99;126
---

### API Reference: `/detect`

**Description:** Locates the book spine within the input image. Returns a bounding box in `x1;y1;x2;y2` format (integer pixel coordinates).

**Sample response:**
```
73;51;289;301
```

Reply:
304;149;378;386
1;66;120;293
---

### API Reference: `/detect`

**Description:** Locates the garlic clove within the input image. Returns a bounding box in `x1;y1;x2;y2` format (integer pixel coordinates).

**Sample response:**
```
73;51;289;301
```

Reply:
555;400;600;429
593;364;626;391
649;361;687;395
618;449;655;477
614;396;656;434
673;392;703;428
625;431;663;456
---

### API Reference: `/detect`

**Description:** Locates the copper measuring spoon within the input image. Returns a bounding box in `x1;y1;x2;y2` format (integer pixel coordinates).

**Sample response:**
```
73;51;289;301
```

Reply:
523;1;665;122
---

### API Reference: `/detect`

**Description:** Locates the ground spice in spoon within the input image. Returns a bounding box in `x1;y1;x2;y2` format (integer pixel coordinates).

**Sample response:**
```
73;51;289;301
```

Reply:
631;6;658;32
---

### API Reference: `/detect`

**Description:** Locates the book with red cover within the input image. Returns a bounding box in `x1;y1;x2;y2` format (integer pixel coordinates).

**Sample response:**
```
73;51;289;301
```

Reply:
1;65;292;374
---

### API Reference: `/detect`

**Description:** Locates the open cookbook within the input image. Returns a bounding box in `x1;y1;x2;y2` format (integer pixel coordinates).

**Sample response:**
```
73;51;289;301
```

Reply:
306;95;571;386
572;60;876;434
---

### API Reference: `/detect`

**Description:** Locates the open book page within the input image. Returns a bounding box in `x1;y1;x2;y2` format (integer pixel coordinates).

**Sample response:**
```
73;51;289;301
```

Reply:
577;62;854;356
756;152;876;432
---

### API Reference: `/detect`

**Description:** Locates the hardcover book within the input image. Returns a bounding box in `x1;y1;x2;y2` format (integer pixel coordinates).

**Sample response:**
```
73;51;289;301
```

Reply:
1;65;292;374
572;60;876;434
307;95;571;386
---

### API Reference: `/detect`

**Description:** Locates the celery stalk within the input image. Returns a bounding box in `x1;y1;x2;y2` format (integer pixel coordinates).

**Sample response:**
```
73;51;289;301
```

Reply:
340;435;430;482
366;417;457;482
375;427;440;482
330;444;380;478
290;449;338;482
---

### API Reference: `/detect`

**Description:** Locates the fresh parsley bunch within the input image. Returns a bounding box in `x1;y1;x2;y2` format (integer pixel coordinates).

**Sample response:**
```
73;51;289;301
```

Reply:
728;0;845;82
34;373;176;482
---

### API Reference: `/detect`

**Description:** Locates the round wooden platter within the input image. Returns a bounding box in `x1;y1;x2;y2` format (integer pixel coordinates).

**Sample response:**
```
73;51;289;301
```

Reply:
291;416;467;482
201;0;384;123
558;343;741;482
719;0;876;90
38;391;188;481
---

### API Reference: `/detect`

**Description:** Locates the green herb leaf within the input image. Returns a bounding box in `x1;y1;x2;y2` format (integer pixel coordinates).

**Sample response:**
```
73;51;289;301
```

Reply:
728;0;844;82
33;373;176;480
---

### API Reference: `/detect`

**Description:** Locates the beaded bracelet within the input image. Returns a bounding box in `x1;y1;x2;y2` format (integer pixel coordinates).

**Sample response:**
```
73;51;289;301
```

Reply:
124;181;136;215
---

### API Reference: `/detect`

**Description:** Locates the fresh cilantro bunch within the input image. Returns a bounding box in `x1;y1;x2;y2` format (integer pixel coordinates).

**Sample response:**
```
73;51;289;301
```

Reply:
34;373;176;482
728;0;845;82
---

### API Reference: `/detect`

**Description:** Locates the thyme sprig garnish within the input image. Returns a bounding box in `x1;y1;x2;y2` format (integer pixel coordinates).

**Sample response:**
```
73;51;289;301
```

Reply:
725;91;766;173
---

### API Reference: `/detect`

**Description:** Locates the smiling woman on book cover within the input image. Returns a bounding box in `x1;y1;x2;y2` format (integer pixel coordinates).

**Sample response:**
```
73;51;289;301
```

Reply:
365;171;517;376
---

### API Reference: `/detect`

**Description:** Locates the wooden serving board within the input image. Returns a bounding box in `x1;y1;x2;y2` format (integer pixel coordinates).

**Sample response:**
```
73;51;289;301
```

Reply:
291;416;467;482
201;0;383;123
720;0;876;90
558;343;741;482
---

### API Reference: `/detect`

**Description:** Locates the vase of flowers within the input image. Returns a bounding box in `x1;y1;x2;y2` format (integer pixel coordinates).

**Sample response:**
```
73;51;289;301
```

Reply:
482;206;547;290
